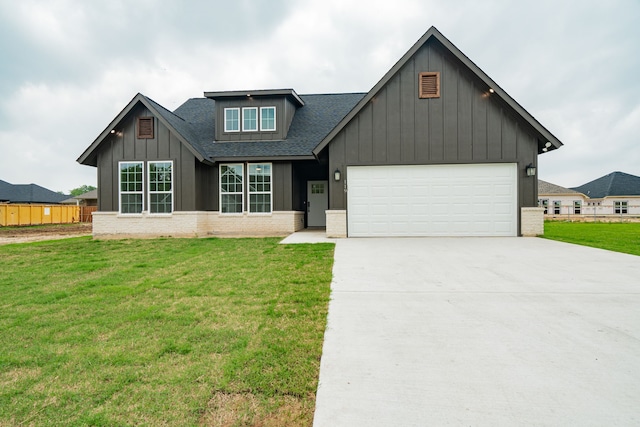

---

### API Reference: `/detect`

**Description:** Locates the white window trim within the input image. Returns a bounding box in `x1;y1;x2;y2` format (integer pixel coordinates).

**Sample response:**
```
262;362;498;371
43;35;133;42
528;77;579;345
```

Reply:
224;108;240;133
118;161;144;215
260;106;276;131
242;107;258;132
148;160;174;215
248;162;273;215
220;163;244;215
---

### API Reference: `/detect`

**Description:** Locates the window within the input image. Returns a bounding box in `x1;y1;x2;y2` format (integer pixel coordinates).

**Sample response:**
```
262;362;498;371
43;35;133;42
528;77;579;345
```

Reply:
119;162;144;214
260;107;276;131
539;199;549;214
224;108;240;132
248;163;272;213
614;201;628;214
220;164;243;213
573;200;581;215
311;183;324;194
148;161;173;214
137;117;154;139
242;107;258;131
553;201;561;215
419;72;440;98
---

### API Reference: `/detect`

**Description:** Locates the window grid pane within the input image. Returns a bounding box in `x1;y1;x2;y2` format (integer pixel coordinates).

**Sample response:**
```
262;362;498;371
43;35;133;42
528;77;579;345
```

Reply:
243;108;257;131
225;108;240;132
260;107;276;131
220;164;243;213
248;163;271;213
120;162;144;214
149;161;173;214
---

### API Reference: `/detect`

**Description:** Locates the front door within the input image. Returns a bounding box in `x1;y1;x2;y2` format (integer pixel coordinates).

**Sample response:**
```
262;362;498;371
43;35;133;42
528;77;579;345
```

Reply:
307;180;328;227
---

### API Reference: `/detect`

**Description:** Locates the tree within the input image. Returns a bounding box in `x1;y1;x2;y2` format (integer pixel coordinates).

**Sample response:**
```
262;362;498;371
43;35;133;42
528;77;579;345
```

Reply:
69;185;96;197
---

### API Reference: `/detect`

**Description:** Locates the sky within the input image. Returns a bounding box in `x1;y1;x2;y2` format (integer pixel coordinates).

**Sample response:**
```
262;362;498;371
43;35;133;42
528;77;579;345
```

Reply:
0;0;638;194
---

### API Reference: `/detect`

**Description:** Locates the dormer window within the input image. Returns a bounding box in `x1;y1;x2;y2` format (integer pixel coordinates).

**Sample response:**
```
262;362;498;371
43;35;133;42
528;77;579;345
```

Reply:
242;107;258;131
260;107;276;131
224;108;240;132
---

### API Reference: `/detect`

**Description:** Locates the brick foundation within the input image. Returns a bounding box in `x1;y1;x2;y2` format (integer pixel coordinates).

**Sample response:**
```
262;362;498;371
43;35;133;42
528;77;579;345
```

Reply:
92;211;305;238
326;210;347;238
521;207;544;236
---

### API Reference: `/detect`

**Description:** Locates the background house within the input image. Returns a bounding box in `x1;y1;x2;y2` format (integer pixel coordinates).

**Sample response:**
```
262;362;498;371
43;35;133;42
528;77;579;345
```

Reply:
538;180;586;216
0;179;69;204
78;27;563;238
571;171;640;216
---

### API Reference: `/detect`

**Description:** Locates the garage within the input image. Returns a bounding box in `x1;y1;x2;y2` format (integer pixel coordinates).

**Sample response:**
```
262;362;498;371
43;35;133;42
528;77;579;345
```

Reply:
347;163;517;237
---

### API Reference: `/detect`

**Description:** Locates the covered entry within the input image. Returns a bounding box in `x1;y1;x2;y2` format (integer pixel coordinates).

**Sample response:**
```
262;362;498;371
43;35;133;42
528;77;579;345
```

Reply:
347;163;517;237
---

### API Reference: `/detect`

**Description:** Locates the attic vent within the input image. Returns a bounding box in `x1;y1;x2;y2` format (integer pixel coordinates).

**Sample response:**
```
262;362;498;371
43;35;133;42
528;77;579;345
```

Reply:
419;72;440;98
137;117;154;139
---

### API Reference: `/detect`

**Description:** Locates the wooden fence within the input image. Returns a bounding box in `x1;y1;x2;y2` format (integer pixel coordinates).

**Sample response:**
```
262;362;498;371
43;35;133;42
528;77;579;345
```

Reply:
0;204;80;226
80;206;98;223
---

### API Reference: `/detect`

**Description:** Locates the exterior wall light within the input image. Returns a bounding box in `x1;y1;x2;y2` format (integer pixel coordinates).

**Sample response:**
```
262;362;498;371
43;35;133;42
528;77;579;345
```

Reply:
334;168;341;182
526;164;536;177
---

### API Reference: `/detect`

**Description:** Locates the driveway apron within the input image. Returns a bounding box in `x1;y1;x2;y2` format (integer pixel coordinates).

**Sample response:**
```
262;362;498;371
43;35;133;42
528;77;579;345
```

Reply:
313;237;640;426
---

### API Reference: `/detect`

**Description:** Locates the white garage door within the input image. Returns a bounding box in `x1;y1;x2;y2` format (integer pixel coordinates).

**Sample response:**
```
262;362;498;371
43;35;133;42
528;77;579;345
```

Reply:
347;164;517;237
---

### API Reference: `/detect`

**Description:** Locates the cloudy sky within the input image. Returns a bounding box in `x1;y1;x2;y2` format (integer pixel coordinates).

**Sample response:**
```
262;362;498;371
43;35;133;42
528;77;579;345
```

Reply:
0;0;638;194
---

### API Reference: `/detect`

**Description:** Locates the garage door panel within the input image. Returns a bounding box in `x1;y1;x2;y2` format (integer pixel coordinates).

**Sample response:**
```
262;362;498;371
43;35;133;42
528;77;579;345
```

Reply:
347;164;517;237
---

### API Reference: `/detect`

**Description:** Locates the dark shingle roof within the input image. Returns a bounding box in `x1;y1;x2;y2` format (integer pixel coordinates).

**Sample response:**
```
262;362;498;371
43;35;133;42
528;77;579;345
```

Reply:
0;179;69;204
172;93;365;160
571;171;640;198
538;180;582;195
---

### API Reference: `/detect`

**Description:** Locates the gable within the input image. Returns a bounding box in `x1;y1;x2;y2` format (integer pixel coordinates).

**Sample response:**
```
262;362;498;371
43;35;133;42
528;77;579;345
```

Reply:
314;26;563;157
77;93;210;167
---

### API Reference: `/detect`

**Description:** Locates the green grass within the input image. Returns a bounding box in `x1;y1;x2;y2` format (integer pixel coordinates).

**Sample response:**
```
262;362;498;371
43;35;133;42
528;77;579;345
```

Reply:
542;221;640;256
0;237;335;426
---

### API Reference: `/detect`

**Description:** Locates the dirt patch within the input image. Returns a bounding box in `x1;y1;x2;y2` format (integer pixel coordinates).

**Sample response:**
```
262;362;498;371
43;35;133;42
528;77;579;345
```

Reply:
199;392;313;427
0;223;92;245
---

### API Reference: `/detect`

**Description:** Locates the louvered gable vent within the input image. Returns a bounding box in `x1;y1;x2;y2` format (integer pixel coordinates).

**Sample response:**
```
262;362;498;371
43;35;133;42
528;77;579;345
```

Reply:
419;72;440;98
137;117;154;139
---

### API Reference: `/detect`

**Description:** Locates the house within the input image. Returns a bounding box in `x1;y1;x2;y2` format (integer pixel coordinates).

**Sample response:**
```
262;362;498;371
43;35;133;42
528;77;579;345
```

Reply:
571;172;640;215
77;26;562;238
537;180;587;216
0;179;70;204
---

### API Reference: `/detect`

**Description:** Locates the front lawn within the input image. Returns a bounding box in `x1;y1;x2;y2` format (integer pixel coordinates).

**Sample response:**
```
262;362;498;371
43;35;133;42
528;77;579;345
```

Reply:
0;237;334;426
542;221;640;256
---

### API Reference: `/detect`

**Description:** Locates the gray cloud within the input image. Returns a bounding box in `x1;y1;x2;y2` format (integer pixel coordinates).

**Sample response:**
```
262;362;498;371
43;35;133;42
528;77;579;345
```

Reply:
0;0;638;193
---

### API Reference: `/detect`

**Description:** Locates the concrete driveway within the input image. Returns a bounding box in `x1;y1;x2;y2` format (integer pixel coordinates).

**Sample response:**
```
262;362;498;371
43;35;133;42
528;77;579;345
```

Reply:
313;237;640;426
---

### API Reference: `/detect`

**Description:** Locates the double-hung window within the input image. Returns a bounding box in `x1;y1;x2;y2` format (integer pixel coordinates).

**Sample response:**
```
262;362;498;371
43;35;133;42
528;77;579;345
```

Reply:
224;108;240;132
148;161;173;214
573;200;581;214
119;161;144;214
539;199;549;214
553;201;561;215
260;107;276;131
614;201;628;214
220;164;243;213
242;107;258;131
248;163;272;213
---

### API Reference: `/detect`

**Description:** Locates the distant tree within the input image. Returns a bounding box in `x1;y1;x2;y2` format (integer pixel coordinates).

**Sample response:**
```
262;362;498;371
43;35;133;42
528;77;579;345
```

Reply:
69;185;96;197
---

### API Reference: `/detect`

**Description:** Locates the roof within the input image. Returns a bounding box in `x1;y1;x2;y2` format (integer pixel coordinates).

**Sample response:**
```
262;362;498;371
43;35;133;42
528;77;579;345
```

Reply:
538;180;583;196
571;172;640;198
74;189;98;200
204;89;305;107
313;26;563;156
0;179;70;204
78;92;365;165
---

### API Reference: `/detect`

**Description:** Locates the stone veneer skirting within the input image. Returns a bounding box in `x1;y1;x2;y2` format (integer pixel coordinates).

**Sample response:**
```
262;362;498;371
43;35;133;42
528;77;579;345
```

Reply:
521;207;545;236
326;210;347;238
92;211;305;238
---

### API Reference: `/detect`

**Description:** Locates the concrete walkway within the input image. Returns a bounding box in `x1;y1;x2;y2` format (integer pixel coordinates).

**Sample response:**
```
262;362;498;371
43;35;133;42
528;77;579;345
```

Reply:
313;237;640;426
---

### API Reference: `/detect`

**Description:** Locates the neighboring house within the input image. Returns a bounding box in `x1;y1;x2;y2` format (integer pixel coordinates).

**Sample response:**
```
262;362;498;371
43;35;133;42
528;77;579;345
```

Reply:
0;179;69;204
77;26;562;238
64;189;98;206
571;172;640;215
538;180;587;216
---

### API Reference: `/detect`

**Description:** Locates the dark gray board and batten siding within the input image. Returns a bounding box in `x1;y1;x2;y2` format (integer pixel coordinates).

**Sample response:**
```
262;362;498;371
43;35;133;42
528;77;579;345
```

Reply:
97;105;296;213
96;105;198;212
327;39;539;212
